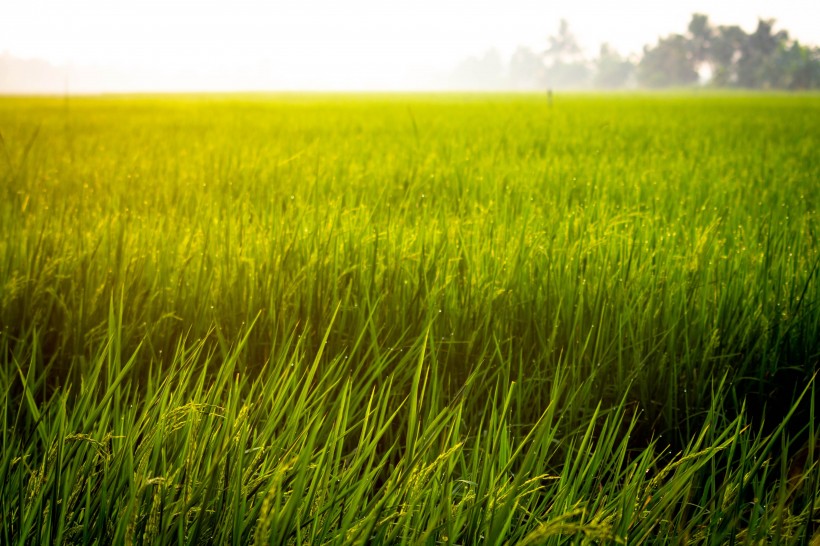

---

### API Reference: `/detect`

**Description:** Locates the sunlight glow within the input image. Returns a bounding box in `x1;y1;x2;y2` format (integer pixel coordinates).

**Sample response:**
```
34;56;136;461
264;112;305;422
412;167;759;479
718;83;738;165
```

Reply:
2;0;819;91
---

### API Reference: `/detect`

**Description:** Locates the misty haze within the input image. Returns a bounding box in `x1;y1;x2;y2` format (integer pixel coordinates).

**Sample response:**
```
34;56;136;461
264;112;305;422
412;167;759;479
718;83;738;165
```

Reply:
2;1;819;92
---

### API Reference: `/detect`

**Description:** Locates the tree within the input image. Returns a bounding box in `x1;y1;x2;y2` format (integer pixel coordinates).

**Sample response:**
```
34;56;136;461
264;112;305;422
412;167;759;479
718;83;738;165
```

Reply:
448;13;818;91
638;34;698;88
687;14;713;74
777;42;820;90
543;20;590;89
593;44;634;89
449;49;505;90
508;47;545;90
736;19;790;88
708;24;746;86
636;13;819;90
545;19;583;64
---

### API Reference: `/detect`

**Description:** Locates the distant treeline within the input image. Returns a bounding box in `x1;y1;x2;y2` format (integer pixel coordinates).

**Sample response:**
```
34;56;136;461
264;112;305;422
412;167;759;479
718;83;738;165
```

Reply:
452;14;820;90
2;13;818;92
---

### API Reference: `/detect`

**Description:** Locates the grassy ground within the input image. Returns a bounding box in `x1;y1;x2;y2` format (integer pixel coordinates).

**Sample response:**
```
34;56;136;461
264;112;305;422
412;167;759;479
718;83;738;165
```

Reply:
1;93;819;544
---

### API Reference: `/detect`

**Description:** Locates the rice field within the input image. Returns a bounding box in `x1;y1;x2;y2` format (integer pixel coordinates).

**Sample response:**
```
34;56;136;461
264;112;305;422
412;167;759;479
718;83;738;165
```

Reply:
1;93;819;544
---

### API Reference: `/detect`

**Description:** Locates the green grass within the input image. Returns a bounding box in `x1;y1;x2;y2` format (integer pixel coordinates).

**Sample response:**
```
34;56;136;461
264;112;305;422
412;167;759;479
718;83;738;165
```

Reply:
1;93;819;544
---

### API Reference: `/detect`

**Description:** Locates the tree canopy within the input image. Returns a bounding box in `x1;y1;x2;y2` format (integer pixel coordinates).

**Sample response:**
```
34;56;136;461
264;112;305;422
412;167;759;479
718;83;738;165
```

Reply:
496;14;820;90
636;14;820;89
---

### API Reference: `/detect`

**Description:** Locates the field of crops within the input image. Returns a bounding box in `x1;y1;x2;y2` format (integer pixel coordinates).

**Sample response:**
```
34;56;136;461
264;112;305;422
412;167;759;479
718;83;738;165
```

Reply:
1;93;819;544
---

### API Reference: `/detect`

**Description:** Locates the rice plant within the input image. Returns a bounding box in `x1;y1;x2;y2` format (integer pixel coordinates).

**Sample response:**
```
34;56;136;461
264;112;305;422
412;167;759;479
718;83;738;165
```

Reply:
1;93;819;544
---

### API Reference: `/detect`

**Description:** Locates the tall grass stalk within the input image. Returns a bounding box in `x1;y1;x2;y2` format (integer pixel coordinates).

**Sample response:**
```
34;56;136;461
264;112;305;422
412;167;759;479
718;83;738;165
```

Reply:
1;93;818;543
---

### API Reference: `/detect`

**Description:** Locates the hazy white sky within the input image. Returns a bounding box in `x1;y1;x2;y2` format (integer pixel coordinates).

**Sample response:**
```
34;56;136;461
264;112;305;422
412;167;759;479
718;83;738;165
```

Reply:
2;0;819;90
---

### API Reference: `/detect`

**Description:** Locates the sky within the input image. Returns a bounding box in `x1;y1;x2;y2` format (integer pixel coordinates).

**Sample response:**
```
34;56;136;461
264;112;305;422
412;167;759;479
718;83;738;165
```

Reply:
1;0;819;91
